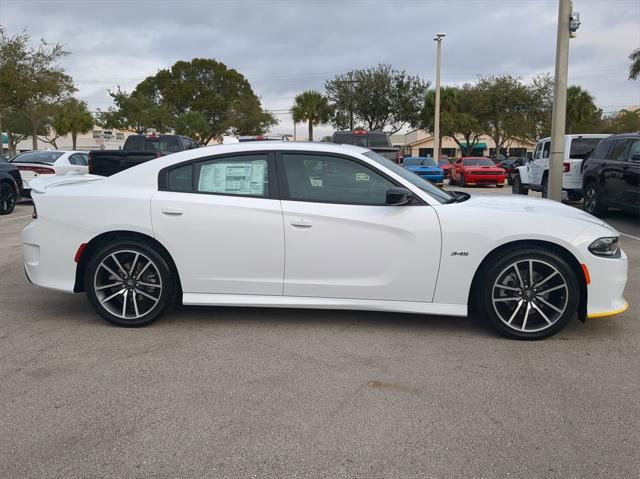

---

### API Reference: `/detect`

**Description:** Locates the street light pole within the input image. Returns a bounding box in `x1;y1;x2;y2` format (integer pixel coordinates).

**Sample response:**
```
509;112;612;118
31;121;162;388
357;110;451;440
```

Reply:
433;33;445;161
548;0;573;201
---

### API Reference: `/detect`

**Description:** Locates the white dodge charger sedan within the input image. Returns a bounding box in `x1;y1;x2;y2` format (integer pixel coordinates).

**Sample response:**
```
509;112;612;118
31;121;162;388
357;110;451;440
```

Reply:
10;150;89;197
22;142;628;339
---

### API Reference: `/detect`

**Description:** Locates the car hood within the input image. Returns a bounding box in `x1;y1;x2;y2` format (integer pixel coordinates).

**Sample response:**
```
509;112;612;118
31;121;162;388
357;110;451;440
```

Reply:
453;193;612;228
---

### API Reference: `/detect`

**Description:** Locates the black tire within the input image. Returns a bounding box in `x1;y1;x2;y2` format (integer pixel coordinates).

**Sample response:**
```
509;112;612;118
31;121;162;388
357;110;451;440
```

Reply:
0;182;17;215
583;182;607;217
567;191;582;202
512;175;528;195
460;174;467;187
474;246;580;340
449;175;456;186
85;239;178;327
541;176;549;198
496;184;505;188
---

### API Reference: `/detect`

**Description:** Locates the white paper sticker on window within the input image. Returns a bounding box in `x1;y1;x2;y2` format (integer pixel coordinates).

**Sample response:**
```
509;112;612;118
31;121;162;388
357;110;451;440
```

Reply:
198;160;267;196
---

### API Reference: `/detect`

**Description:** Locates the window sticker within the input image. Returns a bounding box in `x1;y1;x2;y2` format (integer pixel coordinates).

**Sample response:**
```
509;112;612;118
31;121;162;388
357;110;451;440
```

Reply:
198;160;267;196
355;172;370;181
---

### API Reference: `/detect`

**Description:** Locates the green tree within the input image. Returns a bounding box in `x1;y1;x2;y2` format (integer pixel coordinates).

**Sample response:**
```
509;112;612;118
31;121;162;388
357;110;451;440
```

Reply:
565;86;601;134
138;58;276;144
475;75;532;157
50;98;94;149
325;64;429;134
291;90;331;141
415;85;484;156
602;109;640;133
629;48;640;80
97;86;172;134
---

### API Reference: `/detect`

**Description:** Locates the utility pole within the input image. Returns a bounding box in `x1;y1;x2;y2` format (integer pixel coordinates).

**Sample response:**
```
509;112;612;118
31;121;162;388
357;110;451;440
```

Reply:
548;0;579;201
433;33;445;161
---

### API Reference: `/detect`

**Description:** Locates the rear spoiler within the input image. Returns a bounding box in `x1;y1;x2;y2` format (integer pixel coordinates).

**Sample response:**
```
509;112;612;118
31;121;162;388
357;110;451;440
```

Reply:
30;174;105;194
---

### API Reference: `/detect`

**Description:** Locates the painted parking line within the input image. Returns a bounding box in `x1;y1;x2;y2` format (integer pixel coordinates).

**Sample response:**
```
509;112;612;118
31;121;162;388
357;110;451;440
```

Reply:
620;232;640;242
0;214;32;224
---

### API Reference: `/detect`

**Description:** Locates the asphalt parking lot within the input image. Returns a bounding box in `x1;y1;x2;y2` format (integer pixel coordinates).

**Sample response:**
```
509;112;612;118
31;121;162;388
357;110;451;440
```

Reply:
1;189;639;478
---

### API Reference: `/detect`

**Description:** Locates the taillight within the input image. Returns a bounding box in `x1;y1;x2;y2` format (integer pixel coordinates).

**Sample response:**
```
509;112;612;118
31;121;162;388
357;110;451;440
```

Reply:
563;162;570;173
353;130;367;135
17;166;55;174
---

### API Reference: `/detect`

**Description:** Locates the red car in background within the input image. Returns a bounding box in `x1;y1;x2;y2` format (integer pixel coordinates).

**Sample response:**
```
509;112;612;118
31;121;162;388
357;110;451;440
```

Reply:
437;159;452;178
449;157;507;187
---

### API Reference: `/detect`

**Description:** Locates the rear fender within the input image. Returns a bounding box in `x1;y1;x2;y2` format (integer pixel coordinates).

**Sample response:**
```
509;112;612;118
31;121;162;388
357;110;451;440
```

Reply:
515;165;531;185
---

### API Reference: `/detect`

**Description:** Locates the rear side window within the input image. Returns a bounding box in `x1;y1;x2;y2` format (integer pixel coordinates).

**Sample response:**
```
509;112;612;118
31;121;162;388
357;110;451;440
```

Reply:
124;136;144;150
542;142;551;159
609;139;634;161
195;154;268;197
167;164;193;192
591;139;615;160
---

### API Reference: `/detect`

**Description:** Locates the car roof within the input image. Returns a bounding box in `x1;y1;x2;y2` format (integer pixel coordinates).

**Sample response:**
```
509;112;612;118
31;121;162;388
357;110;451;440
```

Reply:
538;134;610;142
601;132;640;139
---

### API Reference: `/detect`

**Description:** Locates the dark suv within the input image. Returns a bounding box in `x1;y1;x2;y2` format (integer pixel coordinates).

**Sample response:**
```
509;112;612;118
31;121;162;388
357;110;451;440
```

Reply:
330;130;402;163
582;133;639;217
0;155;22;215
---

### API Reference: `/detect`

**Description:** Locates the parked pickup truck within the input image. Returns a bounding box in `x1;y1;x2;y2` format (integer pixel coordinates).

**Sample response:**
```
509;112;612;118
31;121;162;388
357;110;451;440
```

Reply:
330;130;402;163
512;134;609;201
89;134;199;177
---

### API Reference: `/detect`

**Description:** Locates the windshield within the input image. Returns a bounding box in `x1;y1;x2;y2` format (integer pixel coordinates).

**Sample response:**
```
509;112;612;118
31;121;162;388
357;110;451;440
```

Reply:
364;151;452;204
463;158;495;167
11;151;63;164
569;137;603;160
421;158;437;167
333;132;390;148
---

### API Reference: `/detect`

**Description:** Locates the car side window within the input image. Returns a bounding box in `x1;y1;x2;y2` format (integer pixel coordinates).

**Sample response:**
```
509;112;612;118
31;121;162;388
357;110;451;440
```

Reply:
533;143;541;159
591;139;614;160
542;142;550;159
195;154;268;197
628;140;640;161
69;153;85;166
610;139;633;161
281;153;395;205
167;163;193;192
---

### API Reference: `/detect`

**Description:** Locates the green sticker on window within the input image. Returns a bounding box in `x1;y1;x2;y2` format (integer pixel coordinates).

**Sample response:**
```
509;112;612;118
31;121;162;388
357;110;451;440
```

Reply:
355;172;370;181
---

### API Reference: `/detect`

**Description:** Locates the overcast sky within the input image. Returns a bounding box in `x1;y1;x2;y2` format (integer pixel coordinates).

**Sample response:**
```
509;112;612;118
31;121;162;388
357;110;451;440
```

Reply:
1;0;638;138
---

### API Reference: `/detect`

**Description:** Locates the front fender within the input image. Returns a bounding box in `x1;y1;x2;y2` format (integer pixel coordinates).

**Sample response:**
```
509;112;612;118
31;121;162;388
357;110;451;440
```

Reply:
515;165;531;184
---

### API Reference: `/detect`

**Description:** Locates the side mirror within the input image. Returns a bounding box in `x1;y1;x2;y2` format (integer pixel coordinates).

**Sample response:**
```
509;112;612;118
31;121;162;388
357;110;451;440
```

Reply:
386;187;413;206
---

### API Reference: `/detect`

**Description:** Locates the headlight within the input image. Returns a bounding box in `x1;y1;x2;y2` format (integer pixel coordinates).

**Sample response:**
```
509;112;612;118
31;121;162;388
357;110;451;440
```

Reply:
588;237;619;257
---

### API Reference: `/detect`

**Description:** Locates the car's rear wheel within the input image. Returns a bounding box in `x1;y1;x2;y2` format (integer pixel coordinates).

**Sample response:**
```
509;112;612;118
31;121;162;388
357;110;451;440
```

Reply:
541;176;549;198
475;246;579;340
0;182;17;215
512;175;528;195
567;191;582;202
460;174;467;187
583;182;607;217
85;240;177;327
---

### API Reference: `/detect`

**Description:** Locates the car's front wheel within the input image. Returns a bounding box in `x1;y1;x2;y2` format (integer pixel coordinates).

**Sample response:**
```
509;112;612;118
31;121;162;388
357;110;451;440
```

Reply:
512;175;528;195
85;240;177;327
0;182;17;215
475;246;579;340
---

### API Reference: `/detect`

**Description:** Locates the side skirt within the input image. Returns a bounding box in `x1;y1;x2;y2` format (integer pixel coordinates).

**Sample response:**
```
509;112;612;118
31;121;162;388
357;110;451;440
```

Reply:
182;293;468;317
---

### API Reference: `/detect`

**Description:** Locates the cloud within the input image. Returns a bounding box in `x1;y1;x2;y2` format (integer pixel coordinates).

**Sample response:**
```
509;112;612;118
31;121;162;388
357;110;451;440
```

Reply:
1;0;638;136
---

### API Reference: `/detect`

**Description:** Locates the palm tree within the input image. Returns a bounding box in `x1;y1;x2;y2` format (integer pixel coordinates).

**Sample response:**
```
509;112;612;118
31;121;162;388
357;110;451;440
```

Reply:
291;90;331;141
629;48;640;80
566;86;601;134
53;98;94;149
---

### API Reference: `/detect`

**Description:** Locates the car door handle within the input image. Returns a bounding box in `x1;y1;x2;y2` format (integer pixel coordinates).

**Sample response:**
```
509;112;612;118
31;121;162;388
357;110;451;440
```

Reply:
161;207;183;216
290;218;312;228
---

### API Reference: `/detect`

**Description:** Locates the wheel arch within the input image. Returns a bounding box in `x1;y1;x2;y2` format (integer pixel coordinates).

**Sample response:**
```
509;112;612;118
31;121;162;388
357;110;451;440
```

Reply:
468;239;588;321
73;230;182;295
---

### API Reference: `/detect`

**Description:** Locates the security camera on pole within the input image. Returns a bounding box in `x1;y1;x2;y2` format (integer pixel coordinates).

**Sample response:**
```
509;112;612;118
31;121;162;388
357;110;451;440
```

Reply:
548;0;580;201
433;33;445;162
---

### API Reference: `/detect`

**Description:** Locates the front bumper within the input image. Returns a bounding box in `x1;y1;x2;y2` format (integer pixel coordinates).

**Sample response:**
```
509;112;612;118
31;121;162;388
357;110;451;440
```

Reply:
464;175;506;185
584;250;629;319
417;174;444;185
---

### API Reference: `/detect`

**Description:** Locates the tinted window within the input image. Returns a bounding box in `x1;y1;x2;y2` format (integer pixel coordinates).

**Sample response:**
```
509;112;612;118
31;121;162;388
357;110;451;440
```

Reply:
591;139;615;160
628;139;640;160
365;152;452;203
167;163;193;192
196;154;268;197
403;158;422;167
332;132;390;148
463;158;495;167
569;137;602;159
282;153;394;205
124;136;144;150
421;158;437;167
11;151;63;164
533;143;542;159
609;139;633;161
